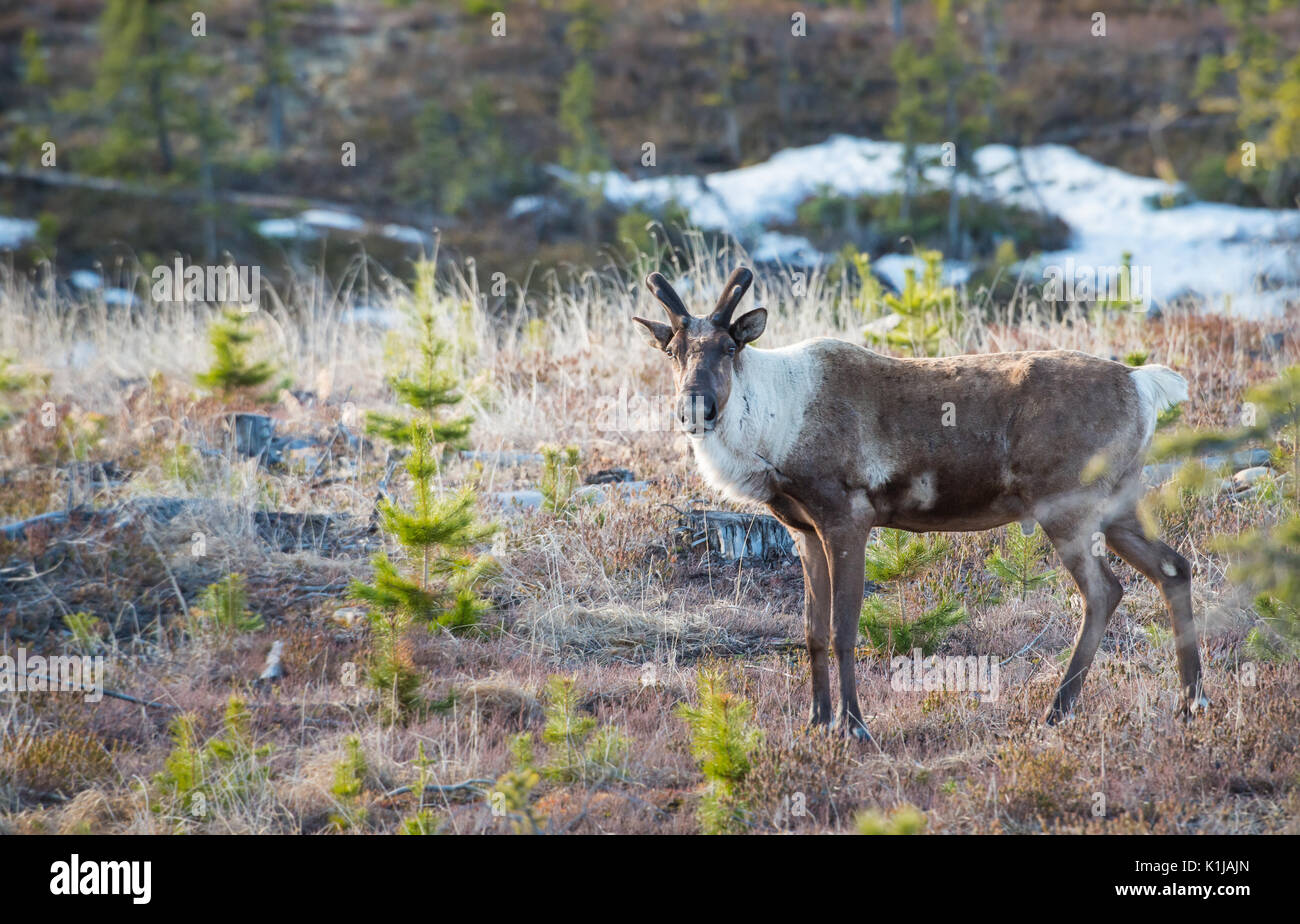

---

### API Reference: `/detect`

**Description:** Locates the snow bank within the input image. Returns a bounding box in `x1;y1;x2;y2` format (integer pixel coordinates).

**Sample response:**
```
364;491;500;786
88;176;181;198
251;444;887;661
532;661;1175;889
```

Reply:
0;216;38;250
596;135;1300;316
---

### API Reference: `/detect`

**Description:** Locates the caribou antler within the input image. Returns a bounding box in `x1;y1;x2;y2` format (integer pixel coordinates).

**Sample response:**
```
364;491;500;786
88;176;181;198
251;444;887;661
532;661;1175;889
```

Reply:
645;272;691;329
709;266;754;327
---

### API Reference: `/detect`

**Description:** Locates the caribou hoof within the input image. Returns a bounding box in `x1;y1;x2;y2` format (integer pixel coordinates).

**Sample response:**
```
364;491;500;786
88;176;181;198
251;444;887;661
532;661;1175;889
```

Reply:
835;717;872;742
1043;706;1074;726
1181;694;1211;719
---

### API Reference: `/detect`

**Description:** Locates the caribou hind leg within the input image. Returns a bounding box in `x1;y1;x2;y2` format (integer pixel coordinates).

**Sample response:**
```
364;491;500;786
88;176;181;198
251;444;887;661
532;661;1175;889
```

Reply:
1104;514;1206;717
1040;514;1124;724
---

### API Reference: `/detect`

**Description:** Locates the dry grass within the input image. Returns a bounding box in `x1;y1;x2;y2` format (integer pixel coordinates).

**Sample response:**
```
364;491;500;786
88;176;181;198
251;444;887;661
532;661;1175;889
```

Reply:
1;243;1297;834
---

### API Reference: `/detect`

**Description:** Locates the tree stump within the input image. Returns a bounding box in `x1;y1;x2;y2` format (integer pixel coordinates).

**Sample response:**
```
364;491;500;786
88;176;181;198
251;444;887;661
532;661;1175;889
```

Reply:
679;509;795;563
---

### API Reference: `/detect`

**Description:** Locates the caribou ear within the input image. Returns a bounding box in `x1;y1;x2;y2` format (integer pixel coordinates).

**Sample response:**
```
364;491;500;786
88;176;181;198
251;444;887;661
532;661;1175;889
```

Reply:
633;316;675;352
729;308;766;347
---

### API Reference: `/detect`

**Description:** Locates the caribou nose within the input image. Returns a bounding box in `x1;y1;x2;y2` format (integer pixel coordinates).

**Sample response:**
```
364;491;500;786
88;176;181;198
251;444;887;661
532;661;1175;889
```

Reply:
677;393;717;431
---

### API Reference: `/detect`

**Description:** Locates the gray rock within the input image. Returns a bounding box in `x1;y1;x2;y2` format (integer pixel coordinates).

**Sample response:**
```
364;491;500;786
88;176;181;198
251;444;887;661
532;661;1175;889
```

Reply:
1231;466;1270;491
491;490;545;510
231;413;279;462
257;640;285;684
461;450;545;466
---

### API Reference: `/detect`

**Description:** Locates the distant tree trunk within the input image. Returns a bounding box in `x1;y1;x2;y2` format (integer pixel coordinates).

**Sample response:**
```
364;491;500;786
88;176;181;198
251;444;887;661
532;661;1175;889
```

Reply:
901;129;915;223
778;41;794;130
723;108;742;165
946;81;960;257
894;4;911;224
720;33;742;165
144;28;174;173
199;147;217;261
981;0;1000;128
260;0;286;153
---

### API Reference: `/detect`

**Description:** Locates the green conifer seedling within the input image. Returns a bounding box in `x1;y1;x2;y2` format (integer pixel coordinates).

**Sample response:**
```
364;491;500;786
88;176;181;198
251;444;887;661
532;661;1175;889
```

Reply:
859;529;966;657
676;670;761;834
985;523;1058;598
195;309;279;402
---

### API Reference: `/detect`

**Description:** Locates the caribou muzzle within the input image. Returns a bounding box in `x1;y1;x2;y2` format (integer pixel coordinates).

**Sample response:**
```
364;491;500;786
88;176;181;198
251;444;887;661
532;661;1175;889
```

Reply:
676;392;717;434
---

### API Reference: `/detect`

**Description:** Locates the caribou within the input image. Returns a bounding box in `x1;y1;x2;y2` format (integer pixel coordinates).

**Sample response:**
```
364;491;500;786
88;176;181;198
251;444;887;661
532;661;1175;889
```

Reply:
634;266;1206;738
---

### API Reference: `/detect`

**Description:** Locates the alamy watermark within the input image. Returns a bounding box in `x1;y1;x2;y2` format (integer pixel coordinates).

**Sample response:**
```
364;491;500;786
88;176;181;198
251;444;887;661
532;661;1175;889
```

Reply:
0;647;104;702
594;386;697;432
1042;258;1152;309
49;854;151;904
151;258;261;308
890;648;1000;701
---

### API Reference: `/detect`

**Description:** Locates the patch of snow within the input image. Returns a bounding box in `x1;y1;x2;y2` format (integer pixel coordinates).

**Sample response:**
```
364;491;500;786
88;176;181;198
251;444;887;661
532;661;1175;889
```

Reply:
873;253;972;292
257;217;318;241
380;223;429;246
103;287;138;307
750;231;824;267
0;216;38;249
343;305;403;328
298;209;366;232
508;195;553;219
68;270;102;291
596;135;1300;316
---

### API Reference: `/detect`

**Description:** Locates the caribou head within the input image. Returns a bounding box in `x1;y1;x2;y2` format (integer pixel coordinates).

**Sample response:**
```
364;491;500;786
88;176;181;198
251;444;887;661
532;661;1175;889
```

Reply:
633;267;767;434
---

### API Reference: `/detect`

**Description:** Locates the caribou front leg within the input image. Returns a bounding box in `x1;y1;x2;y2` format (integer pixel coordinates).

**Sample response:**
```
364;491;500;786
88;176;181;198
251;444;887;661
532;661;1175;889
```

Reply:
769;495;832;727
795;529;834;727
824;513;872;740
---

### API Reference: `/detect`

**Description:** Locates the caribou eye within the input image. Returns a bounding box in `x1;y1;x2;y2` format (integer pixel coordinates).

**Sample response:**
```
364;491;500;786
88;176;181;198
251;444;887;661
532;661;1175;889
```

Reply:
726;343;737;356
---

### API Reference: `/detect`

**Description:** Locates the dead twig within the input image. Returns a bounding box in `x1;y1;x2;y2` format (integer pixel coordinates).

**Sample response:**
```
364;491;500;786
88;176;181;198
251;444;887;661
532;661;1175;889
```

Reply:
0;667;179;710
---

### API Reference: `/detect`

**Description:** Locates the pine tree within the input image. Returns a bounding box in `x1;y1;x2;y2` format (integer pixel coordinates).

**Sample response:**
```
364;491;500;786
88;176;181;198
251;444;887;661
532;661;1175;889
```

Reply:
352;270;495;723
859;528;965;657
557;0;610;237
191;573;265;640
365;286;473;452
865;249;959;357
886;37;939;223
351;424;496;721
1193;0;1300;207
71;0;216;177
252;0;294;153
539;445;582;514
675;671;761;835
195;309;279;402
985;523;1058;598
399;86;527;218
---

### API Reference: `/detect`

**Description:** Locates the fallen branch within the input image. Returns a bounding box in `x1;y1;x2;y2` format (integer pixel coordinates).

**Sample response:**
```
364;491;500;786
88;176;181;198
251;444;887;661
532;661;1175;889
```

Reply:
382;778;494;799
0;667;178;710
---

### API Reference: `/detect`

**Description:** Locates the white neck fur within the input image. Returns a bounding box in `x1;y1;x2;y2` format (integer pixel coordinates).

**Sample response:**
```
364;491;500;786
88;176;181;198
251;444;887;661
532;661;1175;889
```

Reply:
689;341;821;503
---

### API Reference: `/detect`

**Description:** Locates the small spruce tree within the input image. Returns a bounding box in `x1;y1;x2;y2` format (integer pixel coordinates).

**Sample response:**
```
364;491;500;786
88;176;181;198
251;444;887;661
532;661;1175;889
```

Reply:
537;675;628;784
195;309;279;402
985;523;1058;598
859;529;965;657
865;250;959;357
328;735;369;831
365;290;473;451
539;444;583;514
191;573;265;640
675;670;761;834
352;270;495;723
